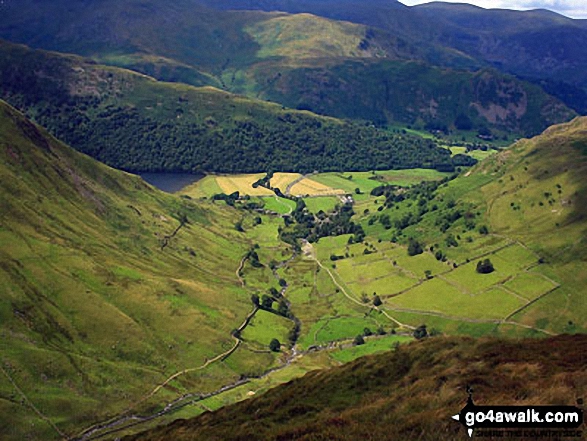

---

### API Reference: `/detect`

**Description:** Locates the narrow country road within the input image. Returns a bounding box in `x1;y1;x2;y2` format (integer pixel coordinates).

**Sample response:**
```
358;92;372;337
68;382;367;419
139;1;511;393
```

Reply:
285;173;314;196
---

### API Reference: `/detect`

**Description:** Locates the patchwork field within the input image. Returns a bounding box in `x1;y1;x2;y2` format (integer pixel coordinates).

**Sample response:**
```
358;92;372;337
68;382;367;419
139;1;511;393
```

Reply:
216;174;274;196
312;236;559;333
181;175;223;198
312;169;449;196
289;177;346;197
182;170;451;212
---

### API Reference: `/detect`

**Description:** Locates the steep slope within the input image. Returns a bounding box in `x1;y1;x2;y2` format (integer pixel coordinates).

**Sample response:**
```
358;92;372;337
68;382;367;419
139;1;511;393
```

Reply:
0;0;261;75
414;3;587;92
0;100;267;440
0;0;433;78
126;334;587;440
200;0;587;111
125;104;587;441
464;117;587;333
247;60;574;135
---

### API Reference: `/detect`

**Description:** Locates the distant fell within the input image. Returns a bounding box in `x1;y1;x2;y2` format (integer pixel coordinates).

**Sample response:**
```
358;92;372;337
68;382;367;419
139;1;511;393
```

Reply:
0;0;581;134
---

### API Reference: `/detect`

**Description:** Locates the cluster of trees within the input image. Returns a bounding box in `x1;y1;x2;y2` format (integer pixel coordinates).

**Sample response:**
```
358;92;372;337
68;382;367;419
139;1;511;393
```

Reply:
371;176;457;212
245;248;263;268
280;200;365;248
476;259;495;274
366;173;492;264
353;324;390;346
213;191;240;206
0;53;473;175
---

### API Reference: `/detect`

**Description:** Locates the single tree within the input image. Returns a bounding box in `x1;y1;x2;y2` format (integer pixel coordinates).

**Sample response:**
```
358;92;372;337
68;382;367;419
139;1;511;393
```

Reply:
354;335;365;346
413;324;428;340
269;338;281;352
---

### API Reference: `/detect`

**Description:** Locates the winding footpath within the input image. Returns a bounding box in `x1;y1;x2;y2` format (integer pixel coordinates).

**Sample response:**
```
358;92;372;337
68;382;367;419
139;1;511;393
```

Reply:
75;252;260;441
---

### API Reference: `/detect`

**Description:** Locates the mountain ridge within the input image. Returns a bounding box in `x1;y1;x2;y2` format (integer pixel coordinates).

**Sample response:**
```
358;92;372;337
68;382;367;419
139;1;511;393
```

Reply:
0;0;581;135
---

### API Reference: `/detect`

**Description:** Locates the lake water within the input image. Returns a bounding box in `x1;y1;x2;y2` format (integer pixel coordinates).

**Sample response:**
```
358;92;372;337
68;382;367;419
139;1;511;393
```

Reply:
139;172;204;193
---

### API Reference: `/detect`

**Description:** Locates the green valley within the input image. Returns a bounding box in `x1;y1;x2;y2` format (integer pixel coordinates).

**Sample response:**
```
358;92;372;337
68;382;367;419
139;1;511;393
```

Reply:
126;334;587;441
1;86;586;441
0;1;586;440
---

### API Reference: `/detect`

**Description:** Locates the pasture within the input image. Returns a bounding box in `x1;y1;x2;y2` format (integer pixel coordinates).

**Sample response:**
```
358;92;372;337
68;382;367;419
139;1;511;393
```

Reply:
242;310;293;349
314;233;561;331
303;196;340;213
263;196;296;214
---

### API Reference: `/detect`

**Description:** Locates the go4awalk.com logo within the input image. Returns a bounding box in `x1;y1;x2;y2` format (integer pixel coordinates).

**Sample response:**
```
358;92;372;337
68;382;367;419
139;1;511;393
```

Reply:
452;387;584;438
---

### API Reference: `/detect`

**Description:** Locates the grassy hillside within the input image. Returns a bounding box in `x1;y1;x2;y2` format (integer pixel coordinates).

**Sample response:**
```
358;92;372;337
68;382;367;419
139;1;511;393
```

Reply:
201;0;587;98
0;0;263;74
0;100;279;439
350;117;587;335
1;99;586;440
0;40;458;174
126;334;587;440
414;3;587;93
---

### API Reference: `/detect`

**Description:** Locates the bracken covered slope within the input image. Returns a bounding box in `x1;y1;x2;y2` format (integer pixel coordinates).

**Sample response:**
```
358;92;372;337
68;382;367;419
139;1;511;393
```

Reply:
127;334;587;441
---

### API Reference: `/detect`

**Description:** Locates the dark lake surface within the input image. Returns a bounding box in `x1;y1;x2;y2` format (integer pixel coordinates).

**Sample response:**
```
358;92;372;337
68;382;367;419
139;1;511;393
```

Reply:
139;172;204;193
